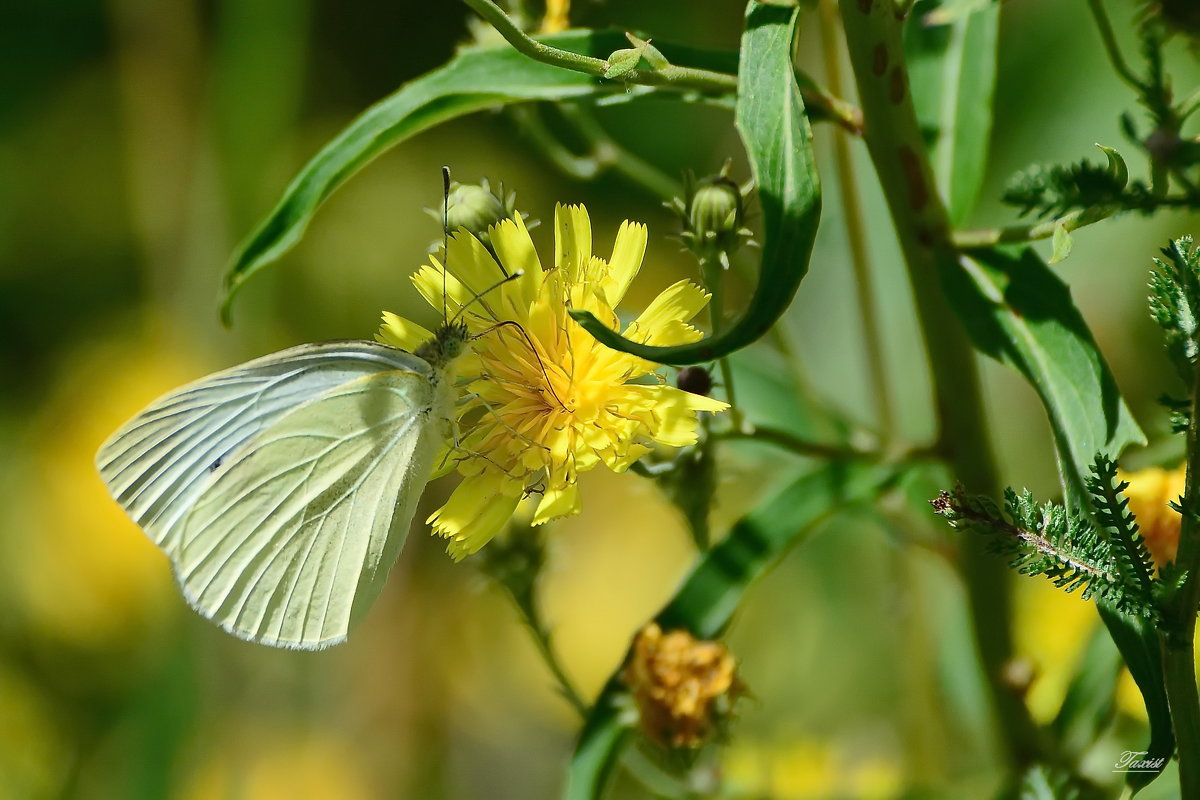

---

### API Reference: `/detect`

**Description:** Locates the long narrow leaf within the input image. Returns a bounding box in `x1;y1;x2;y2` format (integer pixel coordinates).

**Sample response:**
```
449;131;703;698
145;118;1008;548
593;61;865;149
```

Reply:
220;30;737;322
942;246;1168;785
906;0;1000;224
563;461;895;800
570;1;821;366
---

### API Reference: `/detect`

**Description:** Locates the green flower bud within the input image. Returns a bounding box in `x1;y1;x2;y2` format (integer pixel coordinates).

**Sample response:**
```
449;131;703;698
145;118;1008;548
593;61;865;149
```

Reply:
672;169;751;268
446;183;507;238
688;178;742;244
428;178;533;250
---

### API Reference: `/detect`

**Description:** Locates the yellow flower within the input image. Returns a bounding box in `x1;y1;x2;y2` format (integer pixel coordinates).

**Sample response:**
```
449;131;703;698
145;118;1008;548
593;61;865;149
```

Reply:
623;622;738;748
378;204;727;558
1120;464;1186;568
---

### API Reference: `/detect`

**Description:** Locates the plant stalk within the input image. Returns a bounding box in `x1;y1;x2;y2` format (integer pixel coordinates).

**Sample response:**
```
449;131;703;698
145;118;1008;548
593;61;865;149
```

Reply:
836;0;1043;769
1161;356;1200;795
463;0;865;134
818;0;895;444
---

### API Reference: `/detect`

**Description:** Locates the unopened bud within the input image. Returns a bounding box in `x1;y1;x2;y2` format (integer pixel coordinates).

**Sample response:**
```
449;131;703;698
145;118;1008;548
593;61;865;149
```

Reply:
670;165;752;268
430;178;532;249
676;366;713;397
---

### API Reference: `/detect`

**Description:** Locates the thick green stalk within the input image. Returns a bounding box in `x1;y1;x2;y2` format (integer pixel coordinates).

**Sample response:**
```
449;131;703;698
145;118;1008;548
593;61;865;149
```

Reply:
836;0;1042;768
1161;358;1200;796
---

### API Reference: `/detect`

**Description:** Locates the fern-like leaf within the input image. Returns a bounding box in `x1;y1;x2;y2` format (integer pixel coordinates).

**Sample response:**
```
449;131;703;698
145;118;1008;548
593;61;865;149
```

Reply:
1085;455;1157;602
1002;159;1141;219
1149;235;1200;383
931;486;1157;618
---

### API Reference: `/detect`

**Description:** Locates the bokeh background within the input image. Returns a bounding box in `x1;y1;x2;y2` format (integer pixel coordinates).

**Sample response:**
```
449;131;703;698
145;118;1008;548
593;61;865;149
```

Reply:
3;0;1200;798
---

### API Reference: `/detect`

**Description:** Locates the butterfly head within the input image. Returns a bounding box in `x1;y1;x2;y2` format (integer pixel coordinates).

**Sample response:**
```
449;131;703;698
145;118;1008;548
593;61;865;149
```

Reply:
417;319;471;369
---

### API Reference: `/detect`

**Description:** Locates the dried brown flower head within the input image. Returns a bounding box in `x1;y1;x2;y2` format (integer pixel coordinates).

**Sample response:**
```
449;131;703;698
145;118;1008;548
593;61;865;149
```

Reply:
623;622;738;748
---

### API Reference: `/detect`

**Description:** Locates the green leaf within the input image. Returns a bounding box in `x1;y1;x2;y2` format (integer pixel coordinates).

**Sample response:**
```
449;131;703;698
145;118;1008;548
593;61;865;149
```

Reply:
946;247;1145;508
942;246;1166;788
1096;143;1129;188
220;30;737;322
602;45;646;79
1049;221;1074;264
563;461;896;800
570;1;821;366
907;0;999;224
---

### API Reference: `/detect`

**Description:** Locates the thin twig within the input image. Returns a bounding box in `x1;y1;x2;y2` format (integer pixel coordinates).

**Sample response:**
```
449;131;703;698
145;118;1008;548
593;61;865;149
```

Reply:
819;0;895;442
462;0;736;93
1086;0;1146;92
463;0;864;135
952;206;1116;251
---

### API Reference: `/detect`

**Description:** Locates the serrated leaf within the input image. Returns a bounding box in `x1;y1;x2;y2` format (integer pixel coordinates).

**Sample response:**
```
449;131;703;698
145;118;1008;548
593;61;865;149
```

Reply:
943;246;1165;789
563;461;896;799
907;0;1000;224
221;30;737;322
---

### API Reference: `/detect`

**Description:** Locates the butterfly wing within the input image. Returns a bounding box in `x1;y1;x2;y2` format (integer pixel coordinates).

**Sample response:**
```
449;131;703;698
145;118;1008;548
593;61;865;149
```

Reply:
173;369;442;649
96;341;441;649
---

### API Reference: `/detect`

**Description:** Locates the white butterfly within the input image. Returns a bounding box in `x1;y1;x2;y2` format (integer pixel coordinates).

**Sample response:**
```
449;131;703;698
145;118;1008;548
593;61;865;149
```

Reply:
96;322;470;650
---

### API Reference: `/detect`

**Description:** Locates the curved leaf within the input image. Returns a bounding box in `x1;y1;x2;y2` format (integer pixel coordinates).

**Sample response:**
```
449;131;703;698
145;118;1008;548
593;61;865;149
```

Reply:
942;246;1167;785
563;461;896;799
570;1;821;366
221;30;737;322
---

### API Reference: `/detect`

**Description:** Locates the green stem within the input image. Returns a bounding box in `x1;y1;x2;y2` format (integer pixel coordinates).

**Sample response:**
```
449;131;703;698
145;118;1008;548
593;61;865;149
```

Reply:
1161;357;1200;795
1086;0;1146;92
463;0;865;135
837;0;1043;770
702;259;743;431
717;425;880;461
557;104;684;200
819;0;895;444
462;0;737;93
953;206;1116;251
505;585;589;717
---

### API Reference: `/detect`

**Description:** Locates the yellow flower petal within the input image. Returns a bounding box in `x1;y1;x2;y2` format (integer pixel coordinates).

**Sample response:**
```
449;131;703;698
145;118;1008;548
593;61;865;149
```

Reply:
532;482;581;526
490;215;543;313
624;280;710;341
554;203;592;282
376;312;433;352
428;470;523;560
603;220;647;305
627;385;728;447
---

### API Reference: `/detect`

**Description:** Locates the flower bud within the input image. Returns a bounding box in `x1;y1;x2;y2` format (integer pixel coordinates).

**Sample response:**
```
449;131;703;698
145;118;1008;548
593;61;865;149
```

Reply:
675;366;713;397
429;178;530;250
670;164;752;268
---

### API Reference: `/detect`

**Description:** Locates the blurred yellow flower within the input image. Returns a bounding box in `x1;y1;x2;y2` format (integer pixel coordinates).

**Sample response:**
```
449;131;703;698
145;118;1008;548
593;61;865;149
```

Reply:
623;622;737;747
179;729;375;800
5;339;187;648
541;0;570;32
1120;463;1186;568
378;204;726;558
1013;577;1097;722
722;737;903;800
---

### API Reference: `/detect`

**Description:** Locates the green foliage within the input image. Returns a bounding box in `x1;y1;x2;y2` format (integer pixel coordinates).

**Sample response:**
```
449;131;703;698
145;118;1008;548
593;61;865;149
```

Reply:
1150;235;1200;383
905;0;1000;223
569;0;820;365
219;28;737;322
931;481;1155;618
942;247;1145;510
1086;455;1157;599
1002;157;1143;219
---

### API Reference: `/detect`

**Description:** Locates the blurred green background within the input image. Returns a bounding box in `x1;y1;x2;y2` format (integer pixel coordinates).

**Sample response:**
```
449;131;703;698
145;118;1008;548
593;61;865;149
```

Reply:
2;1;1199;797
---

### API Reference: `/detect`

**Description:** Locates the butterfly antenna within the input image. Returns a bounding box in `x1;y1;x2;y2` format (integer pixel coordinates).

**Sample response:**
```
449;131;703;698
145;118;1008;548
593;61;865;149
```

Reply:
449;271;523;326
475;319;569;411
441;166;451;325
